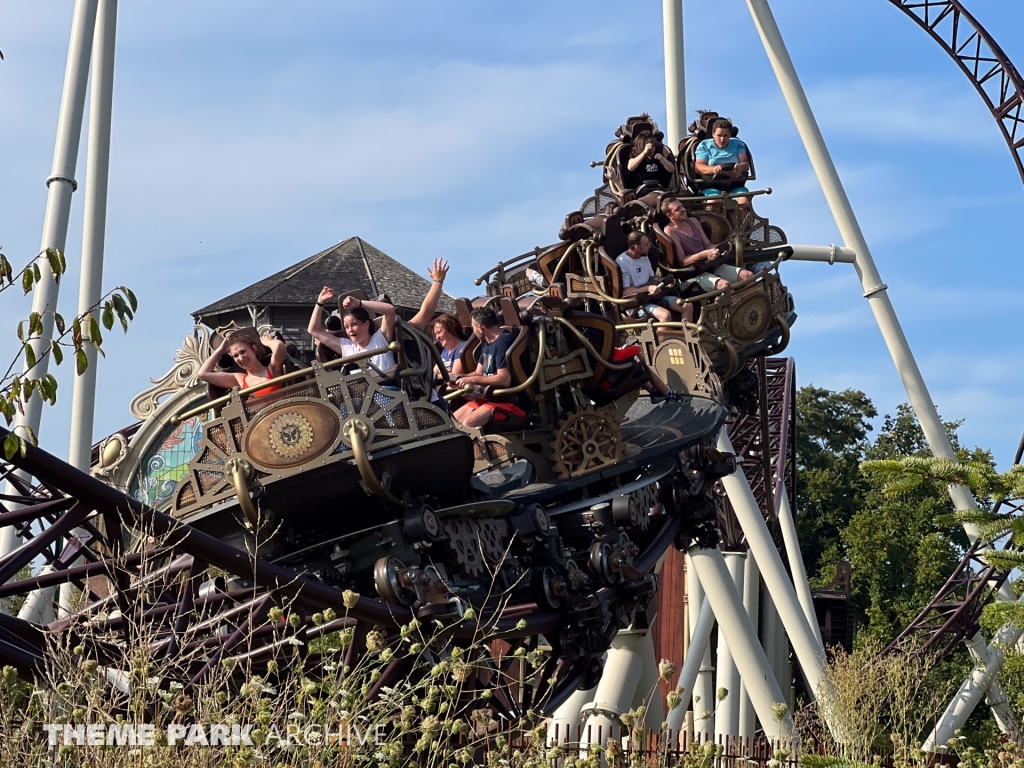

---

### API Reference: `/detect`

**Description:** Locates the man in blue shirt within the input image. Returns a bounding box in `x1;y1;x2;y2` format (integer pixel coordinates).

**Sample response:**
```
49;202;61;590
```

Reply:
695;119;751;203
452;307;527;429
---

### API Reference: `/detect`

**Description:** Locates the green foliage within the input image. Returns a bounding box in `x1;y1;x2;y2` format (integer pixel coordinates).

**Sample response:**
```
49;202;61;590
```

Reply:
795;386;876;581
0;246;137;454
796;391;978;641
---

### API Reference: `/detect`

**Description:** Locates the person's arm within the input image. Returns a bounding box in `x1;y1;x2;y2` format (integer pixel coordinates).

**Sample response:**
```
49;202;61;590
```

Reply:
308;287;344;354
353;298;397;342
694;143;721;175
735;150;749;174
409;259;449;330
197;339;244;389
627;142;655;172
461;365;511;389
261;335;287;375
655;147;675;171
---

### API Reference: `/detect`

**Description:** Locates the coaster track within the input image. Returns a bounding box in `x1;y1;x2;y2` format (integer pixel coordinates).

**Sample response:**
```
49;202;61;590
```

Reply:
888;0;1024;185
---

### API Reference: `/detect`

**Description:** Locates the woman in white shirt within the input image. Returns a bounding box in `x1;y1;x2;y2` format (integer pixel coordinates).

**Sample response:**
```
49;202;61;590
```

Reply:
308;287;397;373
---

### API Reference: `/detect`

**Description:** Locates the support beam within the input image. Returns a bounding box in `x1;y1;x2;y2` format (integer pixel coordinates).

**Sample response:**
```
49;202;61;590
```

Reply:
923;626;1020;750
0;0;98;561
715;552;744;738
580;633;645;748
632;630;666;730
686;553;715;735
687;546;793;738
744;0;980;526
744;0;1020;733
667;597;715;735
785;244;857;264
69;0;118;472
777;486;822;648
547;680;598;746
662;0;686;148
738;551;761;739
718;431;826;700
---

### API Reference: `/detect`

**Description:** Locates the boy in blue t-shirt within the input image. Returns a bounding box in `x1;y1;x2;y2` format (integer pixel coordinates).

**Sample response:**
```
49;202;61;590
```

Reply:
695;119;751;202
452;307;527;428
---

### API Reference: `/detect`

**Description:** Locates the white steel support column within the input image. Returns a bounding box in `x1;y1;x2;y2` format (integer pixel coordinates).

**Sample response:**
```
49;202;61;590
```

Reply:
0;0;99;561
661;0;686;148
687;546;793;738
686;553;715;734
738;551;761;738
717;431;826;700
667;598;715;735
68;0;117;472
715;552;744;739
744;0;1020;732
777;487;822;647
743;0;980;524
61;0;118;620
631;630;666;729
548;681;598;746
580;633;645;749
923;625;1020;750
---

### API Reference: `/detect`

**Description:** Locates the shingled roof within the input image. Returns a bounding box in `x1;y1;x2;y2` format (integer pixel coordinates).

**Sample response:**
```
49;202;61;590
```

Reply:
192;237;452;319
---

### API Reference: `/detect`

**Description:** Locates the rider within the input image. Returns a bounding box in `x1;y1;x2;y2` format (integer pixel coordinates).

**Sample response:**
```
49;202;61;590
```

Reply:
308;289;397;372
451;307;526;429
662;197;752;291
694;119;751;203
616;231;692;322
197;330;286;397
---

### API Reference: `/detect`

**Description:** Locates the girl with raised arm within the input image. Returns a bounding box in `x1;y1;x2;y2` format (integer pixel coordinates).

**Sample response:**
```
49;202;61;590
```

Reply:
197;332;286;397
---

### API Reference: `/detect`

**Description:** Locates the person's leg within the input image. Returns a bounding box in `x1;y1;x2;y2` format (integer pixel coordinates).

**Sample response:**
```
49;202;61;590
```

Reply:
652;305;671;323
459;404;494;429
669;302;694;323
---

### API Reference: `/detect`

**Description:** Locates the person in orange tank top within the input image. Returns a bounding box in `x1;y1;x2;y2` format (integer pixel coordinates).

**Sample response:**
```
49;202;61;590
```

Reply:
197;331;286;397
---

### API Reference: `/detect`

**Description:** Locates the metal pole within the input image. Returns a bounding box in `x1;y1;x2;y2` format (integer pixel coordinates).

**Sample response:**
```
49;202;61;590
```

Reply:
667;598;715;735
632;630;666;729
924;625;1020;750
0;0;98;561
744;0;1021;732
718;431;826;700
715;551;744;739
61;0;116;619
777;486;822;647
68;0;117;472
662;0;686;148
686;552;715;734
738;551;761;738
548;679;598;746
743;0;980;524
687;546;793;738
580;633;644;749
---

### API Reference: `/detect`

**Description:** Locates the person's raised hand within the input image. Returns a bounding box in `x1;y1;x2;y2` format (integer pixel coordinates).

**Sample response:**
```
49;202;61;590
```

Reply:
317;286;335;305
342;295;361;310
428;258;449;283
645;142;655;157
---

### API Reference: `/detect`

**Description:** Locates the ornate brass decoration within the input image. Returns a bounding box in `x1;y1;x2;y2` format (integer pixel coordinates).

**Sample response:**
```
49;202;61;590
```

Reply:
552;407;624;480
245;402;341;470
268;412;314;459
129;327;210;419
729;293;773;342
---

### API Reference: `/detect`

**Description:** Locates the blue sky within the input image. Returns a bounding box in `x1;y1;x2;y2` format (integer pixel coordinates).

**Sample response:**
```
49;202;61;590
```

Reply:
0;0;1022;465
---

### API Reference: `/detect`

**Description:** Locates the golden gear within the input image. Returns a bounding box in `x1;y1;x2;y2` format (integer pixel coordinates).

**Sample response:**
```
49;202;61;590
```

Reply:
267;411;315;460
552;407;624;480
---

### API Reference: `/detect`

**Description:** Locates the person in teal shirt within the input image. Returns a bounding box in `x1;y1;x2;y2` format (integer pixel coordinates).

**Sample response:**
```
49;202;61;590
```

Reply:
695;119;751;202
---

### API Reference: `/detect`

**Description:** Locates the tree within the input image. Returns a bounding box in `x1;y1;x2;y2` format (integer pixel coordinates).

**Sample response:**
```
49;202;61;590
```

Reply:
849;405;979;640
795;385;876;581
0;246;137;457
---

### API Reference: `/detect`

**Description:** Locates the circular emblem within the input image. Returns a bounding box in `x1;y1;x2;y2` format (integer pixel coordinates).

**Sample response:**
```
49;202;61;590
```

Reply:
729;294;772;342
267;412;314;460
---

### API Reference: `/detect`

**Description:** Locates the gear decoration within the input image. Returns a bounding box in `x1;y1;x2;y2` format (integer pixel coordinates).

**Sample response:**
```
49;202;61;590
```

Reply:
729;293;773;342
267;411;315;460
552;407;624;480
